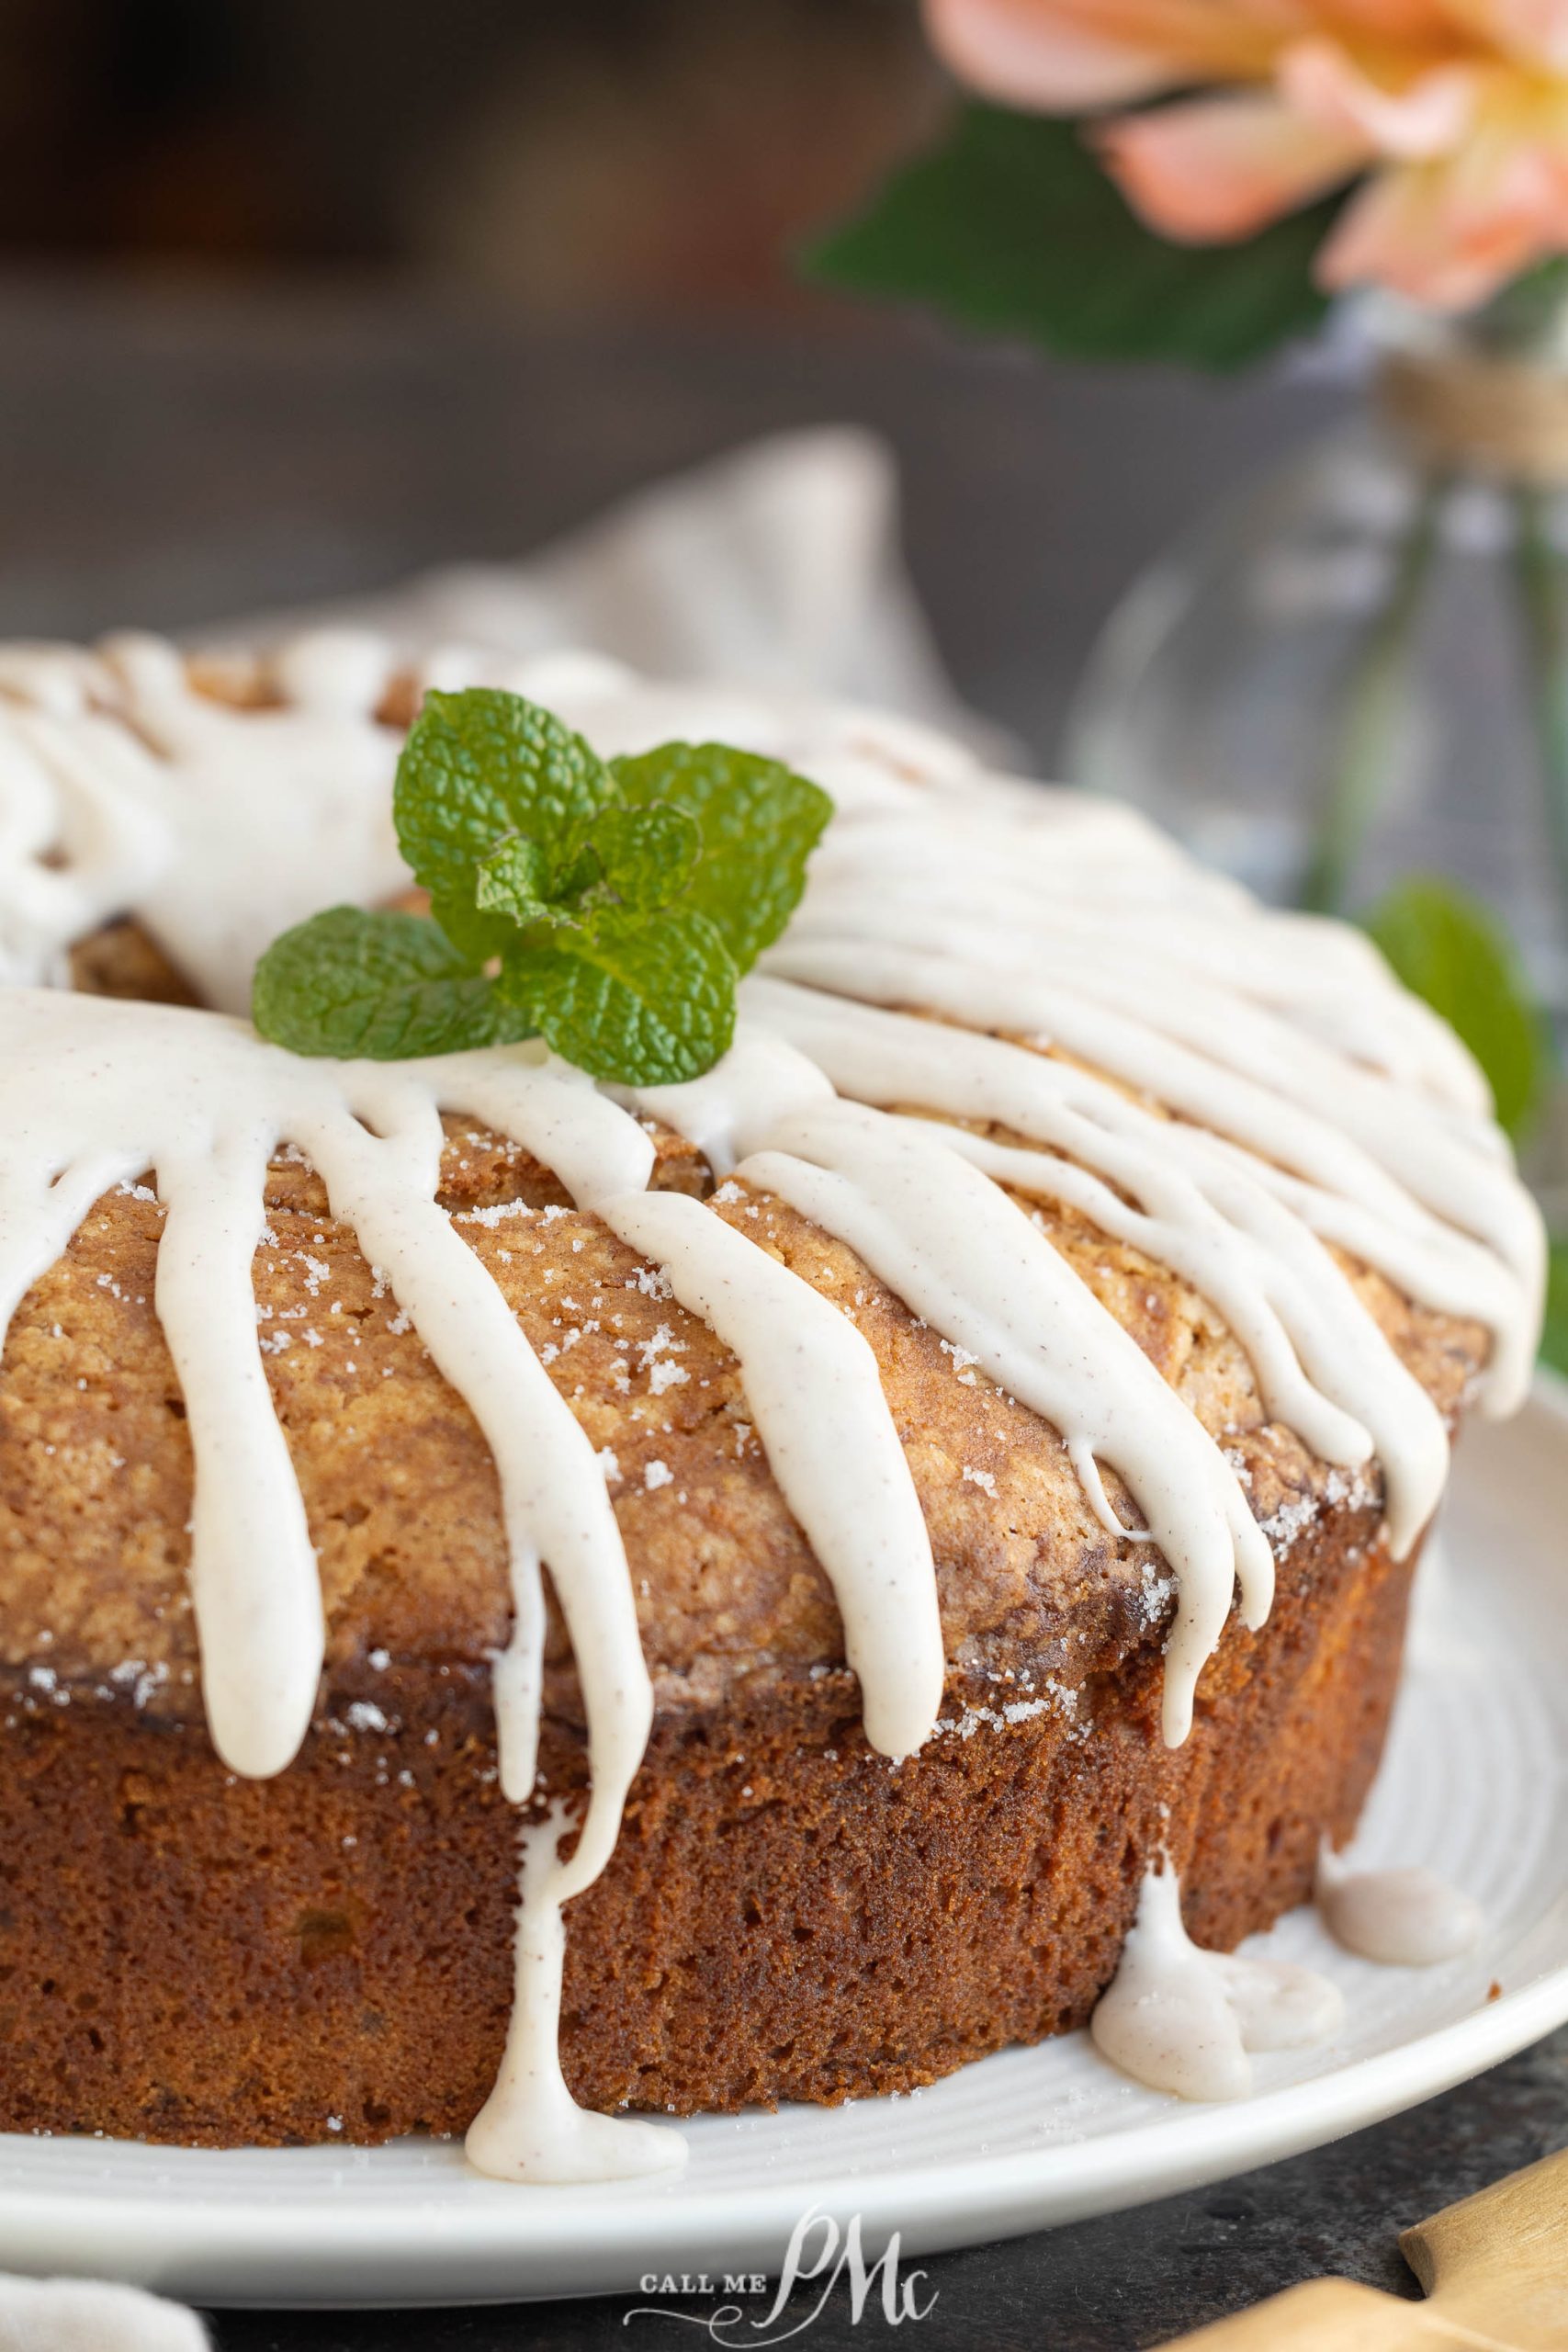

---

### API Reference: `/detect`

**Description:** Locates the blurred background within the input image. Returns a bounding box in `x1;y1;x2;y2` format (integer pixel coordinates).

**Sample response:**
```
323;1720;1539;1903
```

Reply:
0;0;940;302
0;0;1345;764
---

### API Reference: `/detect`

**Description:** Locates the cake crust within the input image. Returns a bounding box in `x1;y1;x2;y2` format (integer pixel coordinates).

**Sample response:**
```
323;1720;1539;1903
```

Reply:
0;1482;1412;2145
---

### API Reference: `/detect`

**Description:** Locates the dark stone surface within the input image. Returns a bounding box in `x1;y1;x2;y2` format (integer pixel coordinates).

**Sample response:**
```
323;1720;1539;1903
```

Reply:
3;276;1554;2350
206;2032;1568;2350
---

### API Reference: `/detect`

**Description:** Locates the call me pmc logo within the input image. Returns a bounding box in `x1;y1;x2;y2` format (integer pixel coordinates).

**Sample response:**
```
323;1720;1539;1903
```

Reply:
626;2206;937;2345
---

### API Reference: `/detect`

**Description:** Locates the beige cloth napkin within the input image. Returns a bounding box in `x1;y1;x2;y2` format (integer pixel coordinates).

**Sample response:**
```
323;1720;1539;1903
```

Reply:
209;424;1002;756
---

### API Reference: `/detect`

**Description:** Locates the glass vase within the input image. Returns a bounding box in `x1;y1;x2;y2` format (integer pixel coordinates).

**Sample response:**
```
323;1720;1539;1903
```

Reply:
1066;292;1568;1023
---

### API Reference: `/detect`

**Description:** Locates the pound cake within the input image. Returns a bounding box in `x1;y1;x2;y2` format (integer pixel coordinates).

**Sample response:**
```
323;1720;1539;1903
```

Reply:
0;631;1544;2177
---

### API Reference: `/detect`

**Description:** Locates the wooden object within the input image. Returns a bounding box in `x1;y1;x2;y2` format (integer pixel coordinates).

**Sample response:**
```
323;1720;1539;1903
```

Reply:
1161;2146;1568;2347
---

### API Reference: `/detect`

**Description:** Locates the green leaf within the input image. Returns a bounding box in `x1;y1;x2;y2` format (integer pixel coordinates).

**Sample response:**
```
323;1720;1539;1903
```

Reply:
590;801;701;911
394;689;612;958
256;691;832;1087
498;905;736;1085
1362;876;1551;1142
475;834;554;928
252;907;529;1060
611;742;833;969
1542;1239;1568;1377
806;105;1338;373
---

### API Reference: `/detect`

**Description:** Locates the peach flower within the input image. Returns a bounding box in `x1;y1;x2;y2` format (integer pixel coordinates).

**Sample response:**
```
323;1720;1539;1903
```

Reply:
923;0;1568;307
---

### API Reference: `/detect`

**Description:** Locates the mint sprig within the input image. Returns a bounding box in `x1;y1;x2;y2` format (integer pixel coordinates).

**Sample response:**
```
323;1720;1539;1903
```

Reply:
252;687;832;1085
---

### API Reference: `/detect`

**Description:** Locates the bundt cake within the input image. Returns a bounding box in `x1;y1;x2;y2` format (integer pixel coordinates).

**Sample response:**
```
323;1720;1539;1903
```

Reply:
0;630;1543;2177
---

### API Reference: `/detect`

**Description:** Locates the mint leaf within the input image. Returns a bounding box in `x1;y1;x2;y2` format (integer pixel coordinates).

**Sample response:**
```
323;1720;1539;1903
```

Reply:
476;834;553;928
394;689;612;959
590;801;701;911
1363;876;1551;1142
498;905;735;1084
253;907;530;1059
806;105;1337;373
258;691;833;1086
611;742;832;969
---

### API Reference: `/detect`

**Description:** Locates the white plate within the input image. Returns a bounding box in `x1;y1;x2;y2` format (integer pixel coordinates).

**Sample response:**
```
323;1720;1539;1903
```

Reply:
4;1379;1568;2309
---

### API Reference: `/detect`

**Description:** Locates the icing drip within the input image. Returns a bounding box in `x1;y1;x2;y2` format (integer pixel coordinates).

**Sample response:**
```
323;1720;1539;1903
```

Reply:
660;1044;1274;1747
794;796;1494;1114
1316;1847;1484;1967
467;1802;682;2184
763;935;1544;1356
592;1186;944;1760
1090;1868;1344;2100
743;978;1453;1555
0;998;961;2172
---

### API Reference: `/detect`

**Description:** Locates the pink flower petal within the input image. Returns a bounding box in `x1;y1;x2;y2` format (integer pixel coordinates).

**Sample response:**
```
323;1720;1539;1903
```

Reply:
1319;149;1568;304
1098;91;1371;243
1279;38;1479;158
922;0;1188;107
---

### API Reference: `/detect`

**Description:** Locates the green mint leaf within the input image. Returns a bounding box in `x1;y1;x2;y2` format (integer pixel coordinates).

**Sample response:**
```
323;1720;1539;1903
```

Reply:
611;742;832;970
394;689;612;958
805;106;1337;373
589;801;701;912
257;691;834;1085
252;907;531;1060
426;888;514;968
1362;876;1551;1142
475;834;554;928
498;905;735;1084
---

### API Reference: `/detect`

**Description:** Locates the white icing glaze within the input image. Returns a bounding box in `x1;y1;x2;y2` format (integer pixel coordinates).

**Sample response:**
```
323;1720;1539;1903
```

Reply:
1090;1867;1344;2100
661;1042;1274;1748
0;679;169;987
0;628;965;1013
743;978;1452;1556
0;631;408;1012
1316;1845;1485;1967
761;935;1544;1371
467;1802;683;2184
595;1183;943;1760
0;628;1547;2167
792;791;1495;1114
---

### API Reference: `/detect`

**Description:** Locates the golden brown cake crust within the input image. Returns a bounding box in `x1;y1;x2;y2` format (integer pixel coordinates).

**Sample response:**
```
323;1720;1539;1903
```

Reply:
0;1488;1412;2144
